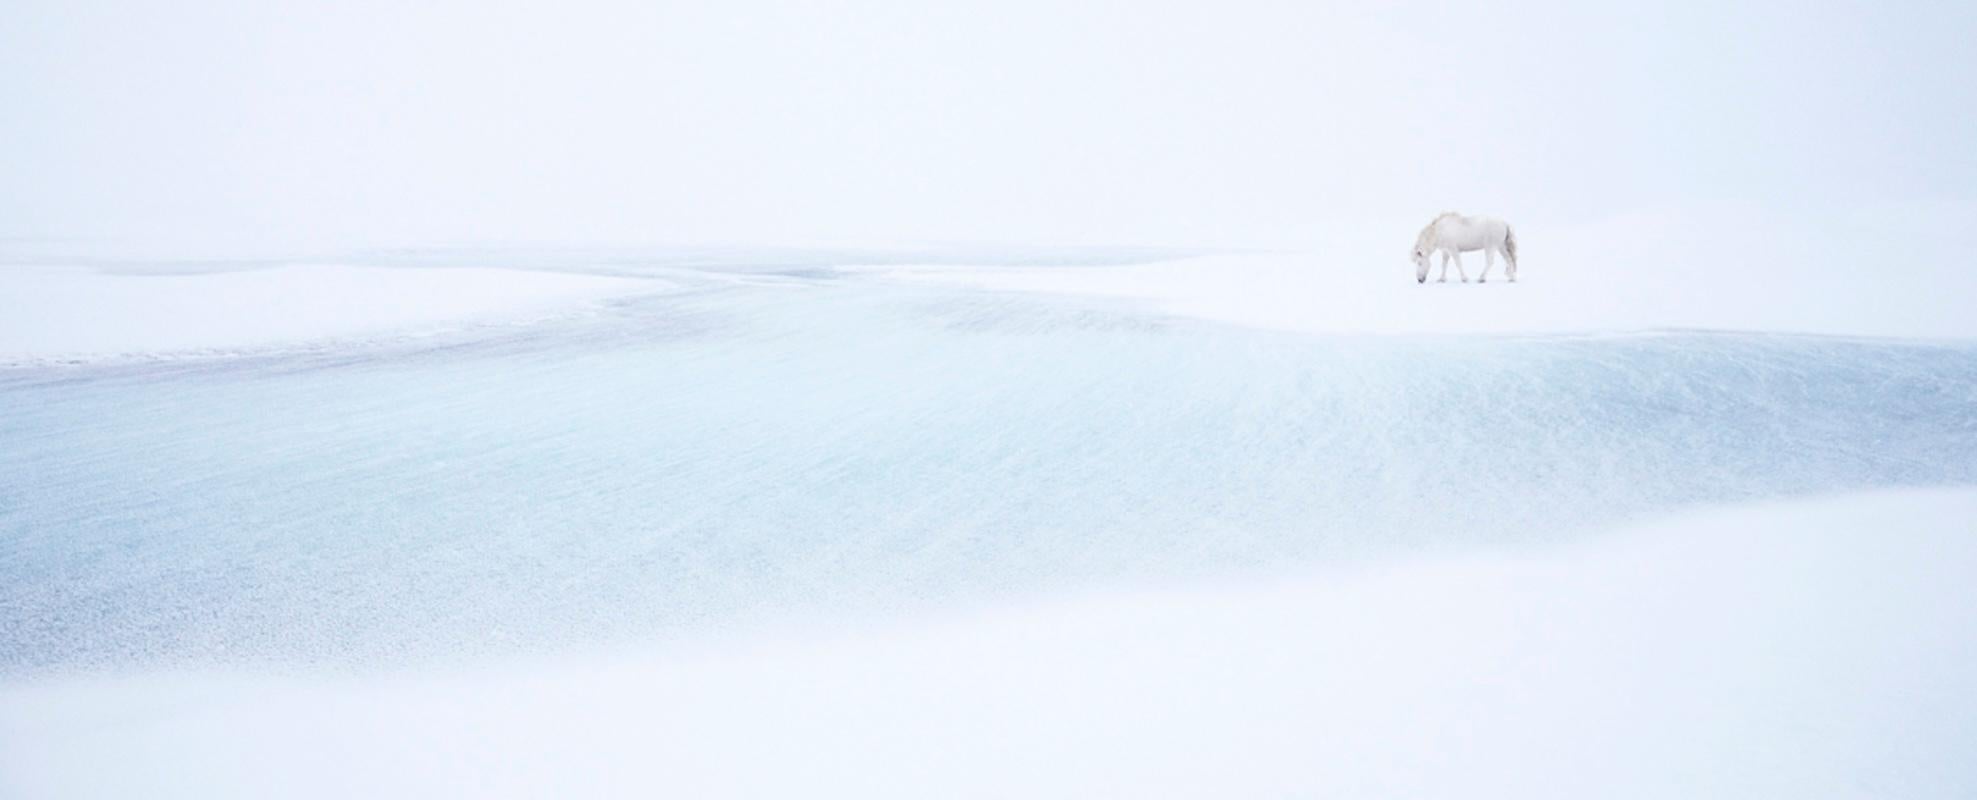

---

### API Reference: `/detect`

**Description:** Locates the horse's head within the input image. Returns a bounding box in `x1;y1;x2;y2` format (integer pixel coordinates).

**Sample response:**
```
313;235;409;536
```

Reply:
1412;249;1429;283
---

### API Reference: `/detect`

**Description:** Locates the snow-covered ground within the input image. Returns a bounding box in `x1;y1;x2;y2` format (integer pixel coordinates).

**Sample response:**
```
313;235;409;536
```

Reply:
2;252;1974;798
864;248;1977;340
5;488;1973;798
8;0;1974;791
0;264;663;362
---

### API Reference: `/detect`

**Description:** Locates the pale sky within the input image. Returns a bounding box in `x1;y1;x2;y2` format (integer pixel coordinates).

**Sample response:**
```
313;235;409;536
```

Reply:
3;0;1972;250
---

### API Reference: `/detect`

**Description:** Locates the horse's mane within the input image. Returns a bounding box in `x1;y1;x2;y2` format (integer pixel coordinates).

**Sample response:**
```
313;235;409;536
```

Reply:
1415;211;1460;249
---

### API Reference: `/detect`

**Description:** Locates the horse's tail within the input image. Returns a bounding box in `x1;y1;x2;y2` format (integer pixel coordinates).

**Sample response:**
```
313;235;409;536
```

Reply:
1504;224;1518;266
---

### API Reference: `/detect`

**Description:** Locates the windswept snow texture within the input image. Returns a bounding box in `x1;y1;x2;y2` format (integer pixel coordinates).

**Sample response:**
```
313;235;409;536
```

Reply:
0;264;660;362
3;268;1975;677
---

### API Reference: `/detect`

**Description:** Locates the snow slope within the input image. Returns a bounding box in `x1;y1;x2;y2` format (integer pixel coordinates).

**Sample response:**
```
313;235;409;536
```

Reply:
5;488;1973;799
1;253;1973;798
0;264;663;361
5;281;1970;675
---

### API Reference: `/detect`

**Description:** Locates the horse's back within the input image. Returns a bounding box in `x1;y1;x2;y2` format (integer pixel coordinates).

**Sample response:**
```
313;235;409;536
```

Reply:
1436;214;1502;247
1468;215;1511;244
1424;212;1512;251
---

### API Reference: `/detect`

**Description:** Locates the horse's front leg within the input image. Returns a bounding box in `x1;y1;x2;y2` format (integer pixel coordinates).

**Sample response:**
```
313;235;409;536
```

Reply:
1452;251;1468;283
1479;248;1495;283
1437;252;1449;282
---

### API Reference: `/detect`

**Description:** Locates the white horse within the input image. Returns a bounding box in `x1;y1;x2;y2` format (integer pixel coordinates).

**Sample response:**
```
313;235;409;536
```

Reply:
1412;212;1517;284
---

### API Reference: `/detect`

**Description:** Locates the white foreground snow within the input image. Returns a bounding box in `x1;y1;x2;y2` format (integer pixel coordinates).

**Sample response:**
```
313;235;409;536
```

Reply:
5;488;1973;799
0;264;661;361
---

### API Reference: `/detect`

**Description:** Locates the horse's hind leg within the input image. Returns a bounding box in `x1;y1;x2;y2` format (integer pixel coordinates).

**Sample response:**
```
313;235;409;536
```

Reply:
1452;252;1468;283
1479;248;1495;283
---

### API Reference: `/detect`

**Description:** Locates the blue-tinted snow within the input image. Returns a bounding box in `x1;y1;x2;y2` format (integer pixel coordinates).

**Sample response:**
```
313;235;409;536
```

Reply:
3;272;1974;676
